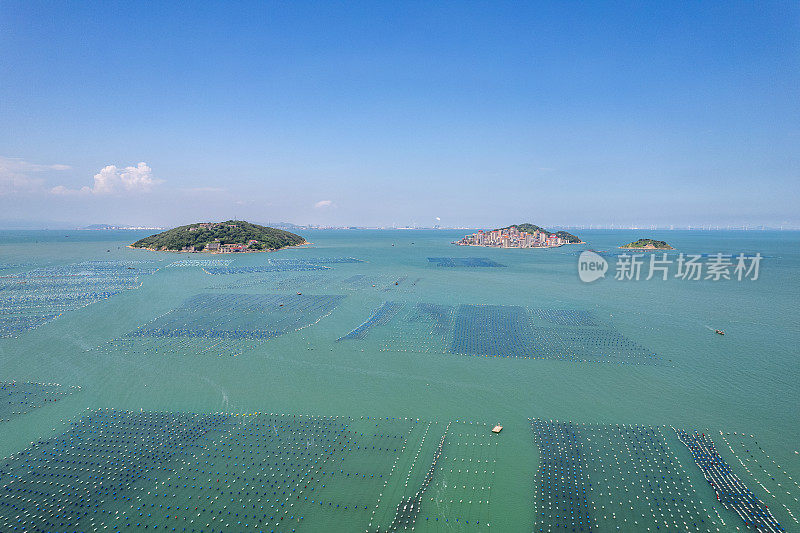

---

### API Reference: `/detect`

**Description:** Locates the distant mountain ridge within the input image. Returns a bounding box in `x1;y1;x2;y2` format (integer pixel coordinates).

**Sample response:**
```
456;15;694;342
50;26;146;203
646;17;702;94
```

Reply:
497;223;583;243
130;220;306;252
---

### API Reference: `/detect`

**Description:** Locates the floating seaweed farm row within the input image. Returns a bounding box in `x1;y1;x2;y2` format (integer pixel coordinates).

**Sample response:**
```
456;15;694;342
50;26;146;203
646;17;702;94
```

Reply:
83;291;656;363
166;259;234;268
0;263;34;270
0;381;79;423
0;255;373;338
340;301;658;364
0;382;794;533
186;254;423;294
95;293;345;358
206;273;421;293
209;272;329;291
428;257;506;268
203;257;364;275
0;410;498;532
0;261;158;337
1;402;794;532
530;420;794;532
676;430;784;532
339;302;404;340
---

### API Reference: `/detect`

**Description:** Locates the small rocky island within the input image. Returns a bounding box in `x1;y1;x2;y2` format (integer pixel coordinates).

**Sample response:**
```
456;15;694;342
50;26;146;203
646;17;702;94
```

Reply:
131;220;306;253
620;238;673;250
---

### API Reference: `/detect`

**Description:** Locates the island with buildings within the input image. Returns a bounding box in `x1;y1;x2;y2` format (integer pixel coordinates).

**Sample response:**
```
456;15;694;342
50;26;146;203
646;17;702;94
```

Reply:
130;220;306;253
619;238;673;250
455;224;583;249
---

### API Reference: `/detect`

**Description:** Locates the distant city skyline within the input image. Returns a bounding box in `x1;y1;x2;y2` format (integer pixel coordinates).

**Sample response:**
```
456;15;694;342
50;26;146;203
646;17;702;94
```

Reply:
1;2;798;229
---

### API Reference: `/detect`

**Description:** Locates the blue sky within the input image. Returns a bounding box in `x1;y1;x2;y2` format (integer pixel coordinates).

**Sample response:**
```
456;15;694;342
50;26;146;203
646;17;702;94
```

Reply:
1;1;798;228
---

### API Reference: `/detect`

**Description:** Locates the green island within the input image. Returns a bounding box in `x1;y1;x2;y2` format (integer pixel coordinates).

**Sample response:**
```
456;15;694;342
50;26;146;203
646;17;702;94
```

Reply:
130;220;306;253
620;238;673;250
498;224;584;244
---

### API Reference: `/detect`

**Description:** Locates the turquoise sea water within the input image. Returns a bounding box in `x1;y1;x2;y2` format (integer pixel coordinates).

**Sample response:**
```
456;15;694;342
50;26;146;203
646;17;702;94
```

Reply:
0;229;798;532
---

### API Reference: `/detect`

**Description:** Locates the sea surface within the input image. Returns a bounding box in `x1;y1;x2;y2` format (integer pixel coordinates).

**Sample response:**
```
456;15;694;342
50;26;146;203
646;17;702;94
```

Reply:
0;229;798;532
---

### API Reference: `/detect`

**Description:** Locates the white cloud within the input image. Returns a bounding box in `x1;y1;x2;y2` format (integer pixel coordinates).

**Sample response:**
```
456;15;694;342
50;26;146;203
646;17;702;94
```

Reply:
314;199;334;209
51;161;162;195
0;156;70;195
0;157;71;174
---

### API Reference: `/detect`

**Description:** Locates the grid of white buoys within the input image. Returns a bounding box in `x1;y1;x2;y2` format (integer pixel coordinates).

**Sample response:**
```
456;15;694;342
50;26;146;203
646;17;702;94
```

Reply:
424;421;496;530
368;419;497;532
166;260;234;268
201;257;363;276
427;258;506;268
373;302;454;355
675;429;785;532
531;419;723;532
207;273;417;295
529;309;601;327
340;275;417;293
0;381;80;422
208;273;327;291
0;261;156;337
343;300;660;365
0;262;34;270
91;293;344;358
1;410;500;532
718;431;799;526
203;265;331;275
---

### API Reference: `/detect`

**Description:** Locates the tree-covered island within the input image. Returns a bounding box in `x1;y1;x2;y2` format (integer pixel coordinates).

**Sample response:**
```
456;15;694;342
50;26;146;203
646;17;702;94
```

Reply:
130;220;306;253
619;238;673;250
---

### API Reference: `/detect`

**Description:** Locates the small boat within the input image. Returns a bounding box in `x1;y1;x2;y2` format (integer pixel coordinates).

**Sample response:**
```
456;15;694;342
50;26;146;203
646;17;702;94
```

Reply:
492;424;503;434
715;329;725;335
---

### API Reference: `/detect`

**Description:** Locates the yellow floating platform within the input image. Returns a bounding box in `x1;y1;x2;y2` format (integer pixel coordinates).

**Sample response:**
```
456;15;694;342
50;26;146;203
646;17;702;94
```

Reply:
492;425;503;433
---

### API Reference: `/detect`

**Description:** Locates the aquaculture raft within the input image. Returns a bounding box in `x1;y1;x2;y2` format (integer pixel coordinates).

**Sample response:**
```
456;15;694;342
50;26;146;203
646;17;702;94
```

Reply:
96;292;345;358
427;257;506;267
0;260;157;337
676;429;783;532
0;381;78;422
0;411;500;532
338;301;661;365
531;419;725;532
